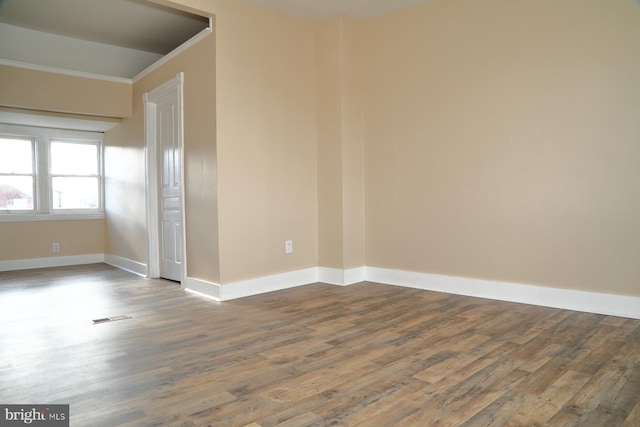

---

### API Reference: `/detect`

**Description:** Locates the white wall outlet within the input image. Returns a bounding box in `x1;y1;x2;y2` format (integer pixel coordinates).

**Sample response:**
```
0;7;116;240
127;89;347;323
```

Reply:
285;240;293;254
52;243;60;253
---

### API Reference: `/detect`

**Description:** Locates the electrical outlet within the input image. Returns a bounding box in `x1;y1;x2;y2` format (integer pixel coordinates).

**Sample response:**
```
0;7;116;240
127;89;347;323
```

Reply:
285;240;293;254
52;243;60;253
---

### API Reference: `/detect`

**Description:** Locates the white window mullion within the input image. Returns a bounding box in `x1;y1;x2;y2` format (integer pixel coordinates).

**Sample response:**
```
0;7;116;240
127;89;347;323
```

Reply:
36;134;50;214
98;143;105;213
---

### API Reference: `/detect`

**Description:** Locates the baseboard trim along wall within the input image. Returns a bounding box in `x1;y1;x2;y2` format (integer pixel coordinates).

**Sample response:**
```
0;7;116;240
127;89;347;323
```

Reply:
0;254;105;272
365;267;640;320
104;254;148;277
220;267;319;301
2;256;638;319
318;267;366;286
183;276;221;300
183;268;320;302
184;266;640;319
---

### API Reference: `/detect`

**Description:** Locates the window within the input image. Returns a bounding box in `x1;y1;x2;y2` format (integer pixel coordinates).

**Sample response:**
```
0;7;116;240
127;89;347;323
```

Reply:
0;125;104;221
0;137;34;210
50;141;100;210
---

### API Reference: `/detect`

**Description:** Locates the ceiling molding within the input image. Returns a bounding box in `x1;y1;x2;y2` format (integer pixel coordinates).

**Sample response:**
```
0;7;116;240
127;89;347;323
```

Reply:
0;59;132;84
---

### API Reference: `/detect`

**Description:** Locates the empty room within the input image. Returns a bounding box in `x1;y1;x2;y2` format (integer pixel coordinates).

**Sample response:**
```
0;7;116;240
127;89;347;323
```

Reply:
1;0;639;425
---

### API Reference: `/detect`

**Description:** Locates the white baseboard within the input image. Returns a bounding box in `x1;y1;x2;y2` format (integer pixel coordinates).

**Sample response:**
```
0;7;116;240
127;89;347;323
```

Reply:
220;267;319;301
183;268;319;302
183;276;221;301
345;267;367;285
15;255;628;320
104;254;147;277
365;267;640;320
183;265;640;320
318;266;366;286
0;254;105;272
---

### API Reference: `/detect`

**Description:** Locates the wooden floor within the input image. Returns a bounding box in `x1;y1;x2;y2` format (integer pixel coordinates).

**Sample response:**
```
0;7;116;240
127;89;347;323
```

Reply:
1;264;639;426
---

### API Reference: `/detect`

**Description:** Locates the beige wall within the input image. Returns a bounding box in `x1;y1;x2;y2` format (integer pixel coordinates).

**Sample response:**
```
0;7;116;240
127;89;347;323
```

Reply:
363;0;640;296
105;33;219;282
316;16;344;269
339;16;365;269
0;64;131;118
211;0;319;283
316;15;365;270
0;220;104;260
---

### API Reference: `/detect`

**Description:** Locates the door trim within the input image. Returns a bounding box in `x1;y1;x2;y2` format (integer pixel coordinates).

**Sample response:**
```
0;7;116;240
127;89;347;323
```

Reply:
143;72;186;281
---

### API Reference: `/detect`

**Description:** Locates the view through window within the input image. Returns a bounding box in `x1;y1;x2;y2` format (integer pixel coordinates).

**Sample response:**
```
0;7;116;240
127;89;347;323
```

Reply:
0;137;34;210
0;125;103;218
50;141;100;210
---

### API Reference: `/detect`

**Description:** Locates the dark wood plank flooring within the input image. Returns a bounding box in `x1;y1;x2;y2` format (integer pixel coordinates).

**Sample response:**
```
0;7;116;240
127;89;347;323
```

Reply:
1;264;639;426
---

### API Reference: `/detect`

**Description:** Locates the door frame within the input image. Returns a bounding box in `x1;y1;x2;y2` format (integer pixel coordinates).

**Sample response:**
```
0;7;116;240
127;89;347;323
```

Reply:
143;72;186;281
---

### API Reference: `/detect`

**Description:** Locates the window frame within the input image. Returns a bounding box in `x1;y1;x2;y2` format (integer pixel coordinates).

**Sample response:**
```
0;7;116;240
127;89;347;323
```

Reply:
0;124;105;222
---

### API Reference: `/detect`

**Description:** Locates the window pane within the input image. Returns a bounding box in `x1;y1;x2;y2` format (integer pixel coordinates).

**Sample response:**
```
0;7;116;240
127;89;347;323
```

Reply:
51;142;98;175
0;176;34;210
0;138;33;174
51;177;99;209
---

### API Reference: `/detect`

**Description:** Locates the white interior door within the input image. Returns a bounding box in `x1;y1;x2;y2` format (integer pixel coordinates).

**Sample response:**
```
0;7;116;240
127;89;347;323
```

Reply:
157;94;182;281
144;74;184;282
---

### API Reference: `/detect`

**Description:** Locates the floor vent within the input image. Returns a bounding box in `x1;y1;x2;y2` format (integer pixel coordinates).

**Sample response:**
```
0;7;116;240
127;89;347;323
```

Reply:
90;315;131;324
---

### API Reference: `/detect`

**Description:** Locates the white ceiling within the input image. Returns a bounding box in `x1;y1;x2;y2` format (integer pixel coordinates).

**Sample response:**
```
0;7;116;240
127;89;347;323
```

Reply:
0;0;210;54
0;0;210;80
0;0;425;80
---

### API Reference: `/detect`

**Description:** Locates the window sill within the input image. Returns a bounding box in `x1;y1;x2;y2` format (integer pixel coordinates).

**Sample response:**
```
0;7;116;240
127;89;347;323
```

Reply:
0;212;105;222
